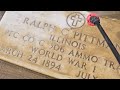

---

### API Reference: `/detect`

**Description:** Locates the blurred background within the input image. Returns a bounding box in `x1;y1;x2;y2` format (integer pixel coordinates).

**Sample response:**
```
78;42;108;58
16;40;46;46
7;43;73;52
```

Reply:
90;11;120;15
0;11;120;79
90;11;120;19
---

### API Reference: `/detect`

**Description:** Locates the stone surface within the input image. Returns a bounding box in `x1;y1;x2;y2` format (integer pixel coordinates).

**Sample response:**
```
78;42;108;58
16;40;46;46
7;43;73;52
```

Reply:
0;11;120;79
0;11;53;79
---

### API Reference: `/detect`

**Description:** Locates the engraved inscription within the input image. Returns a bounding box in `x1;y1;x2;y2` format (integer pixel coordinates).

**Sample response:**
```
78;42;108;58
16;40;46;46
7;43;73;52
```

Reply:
66;12;85;29
0;11;120;79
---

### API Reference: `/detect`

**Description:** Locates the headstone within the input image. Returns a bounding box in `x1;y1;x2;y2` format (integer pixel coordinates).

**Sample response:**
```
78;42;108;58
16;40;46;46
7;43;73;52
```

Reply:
0;11;120;79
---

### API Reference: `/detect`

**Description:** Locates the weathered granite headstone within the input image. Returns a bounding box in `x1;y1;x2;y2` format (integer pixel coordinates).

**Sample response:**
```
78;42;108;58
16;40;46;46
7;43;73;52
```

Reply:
0;11;120;79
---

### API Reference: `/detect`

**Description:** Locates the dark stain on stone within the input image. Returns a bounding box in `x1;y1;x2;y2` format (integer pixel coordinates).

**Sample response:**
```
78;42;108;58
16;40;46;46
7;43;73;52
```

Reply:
116;32;120;39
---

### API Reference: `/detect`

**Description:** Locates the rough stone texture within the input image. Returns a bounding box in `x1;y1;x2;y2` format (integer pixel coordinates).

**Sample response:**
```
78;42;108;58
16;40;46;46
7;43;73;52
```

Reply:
0;11;54;79
0;11;120;79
